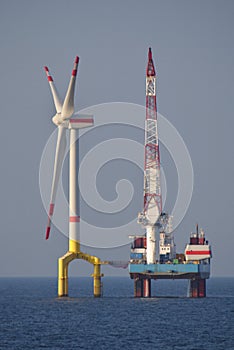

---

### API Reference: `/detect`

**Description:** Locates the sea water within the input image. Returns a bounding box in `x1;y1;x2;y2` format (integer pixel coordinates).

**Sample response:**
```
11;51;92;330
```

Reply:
0;277;233;349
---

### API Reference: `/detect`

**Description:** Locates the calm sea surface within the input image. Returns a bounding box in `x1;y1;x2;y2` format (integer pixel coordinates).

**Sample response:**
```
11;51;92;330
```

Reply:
0;277;233;349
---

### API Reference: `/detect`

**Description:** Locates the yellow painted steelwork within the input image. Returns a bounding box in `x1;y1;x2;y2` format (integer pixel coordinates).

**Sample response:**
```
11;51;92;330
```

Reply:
92;263;102;297
58;240;104;297
69;239;80;254
58;252;76;297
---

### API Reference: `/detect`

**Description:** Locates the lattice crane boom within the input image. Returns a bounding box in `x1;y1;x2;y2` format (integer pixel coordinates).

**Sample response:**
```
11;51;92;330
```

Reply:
138;48;162;264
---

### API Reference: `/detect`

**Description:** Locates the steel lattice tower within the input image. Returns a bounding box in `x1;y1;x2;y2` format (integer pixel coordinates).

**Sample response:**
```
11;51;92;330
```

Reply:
138;48;162;264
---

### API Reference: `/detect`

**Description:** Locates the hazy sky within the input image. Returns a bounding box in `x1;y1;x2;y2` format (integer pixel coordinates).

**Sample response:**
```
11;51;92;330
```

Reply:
0;0;233;277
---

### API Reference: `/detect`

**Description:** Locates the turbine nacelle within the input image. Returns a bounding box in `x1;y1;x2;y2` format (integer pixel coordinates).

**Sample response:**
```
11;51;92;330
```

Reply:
52;113;94;129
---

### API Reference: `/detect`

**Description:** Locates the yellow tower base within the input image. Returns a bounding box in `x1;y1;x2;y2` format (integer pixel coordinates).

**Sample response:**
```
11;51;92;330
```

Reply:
58;248;104;297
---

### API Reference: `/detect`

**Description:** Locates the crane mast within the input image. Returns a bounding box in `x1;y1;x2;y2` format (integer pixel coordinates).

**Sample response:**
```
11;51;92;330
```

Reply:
138;48;162;264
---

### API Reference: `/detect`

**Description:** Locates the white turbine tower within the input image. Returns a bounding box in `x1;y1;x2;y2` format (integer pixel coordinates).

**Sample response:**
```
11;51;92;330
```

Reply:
44;56;103;298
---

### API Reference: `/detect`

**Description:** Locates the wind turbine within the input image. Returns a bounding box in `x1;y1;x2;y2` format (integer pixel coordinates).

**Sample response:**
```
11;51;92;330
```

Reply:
44;56;103;297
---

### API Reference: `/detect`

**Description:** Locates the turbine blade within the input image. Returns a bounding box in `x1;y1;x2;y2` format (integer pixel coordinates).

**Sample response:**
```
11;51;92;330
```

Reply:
61;56;79;120
44;66;62;113
46;125;67;239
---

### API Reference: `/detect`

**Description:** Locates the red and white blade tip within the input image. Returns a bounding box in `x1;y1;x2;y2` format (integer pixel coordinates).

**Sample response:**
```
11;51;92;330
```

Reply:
45;226;50;240
72;56;79;77
45;203;54;240
44;66;53;81
148;47;152;60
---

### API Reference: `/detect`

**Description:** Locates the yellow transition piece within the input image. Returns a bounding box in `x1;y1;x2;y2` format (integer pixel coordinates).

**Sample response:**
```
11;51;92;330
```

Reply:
58;240;103;297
